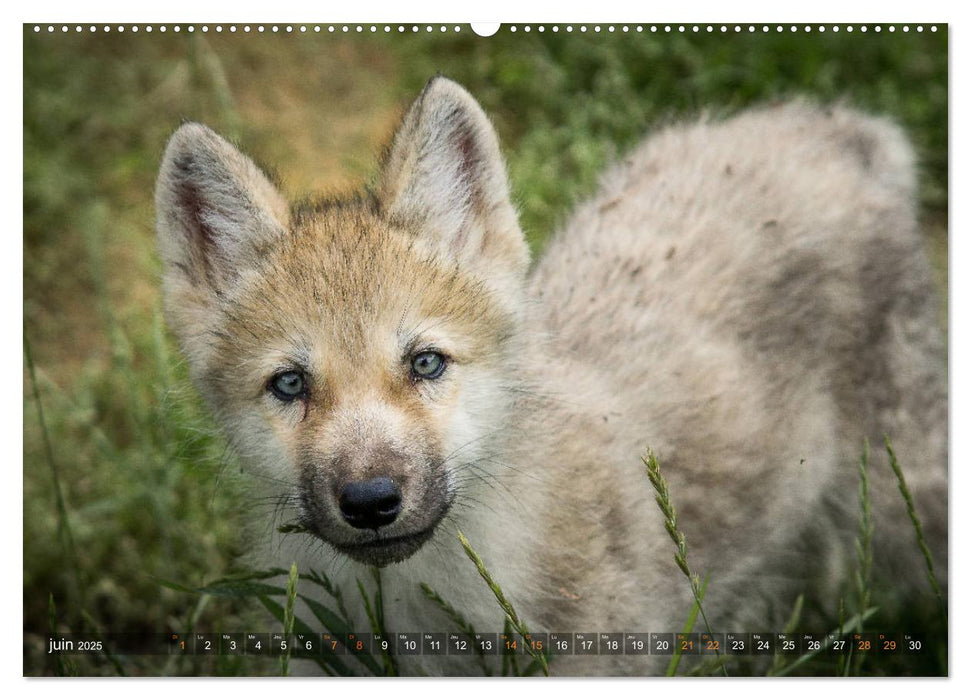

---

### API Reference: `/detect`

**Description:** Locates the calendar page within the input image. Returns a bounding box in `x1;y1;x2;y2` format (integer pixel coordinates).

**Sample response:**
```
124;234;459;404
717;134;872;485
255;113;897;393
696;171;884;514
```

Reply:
23;16;949;680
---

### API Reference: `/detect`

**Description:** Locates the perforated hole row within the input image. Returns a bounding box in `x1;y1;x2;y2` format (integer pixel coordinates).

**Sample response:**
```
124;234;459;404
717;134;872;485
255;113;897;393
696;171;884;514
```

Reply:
30;24;939;35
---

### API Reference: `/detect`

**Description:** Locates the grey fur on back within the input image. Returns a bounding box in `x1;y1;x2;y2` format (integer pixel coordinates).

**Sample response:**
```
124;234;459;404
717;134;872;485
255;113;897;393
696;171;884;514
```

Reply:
525;101;946;640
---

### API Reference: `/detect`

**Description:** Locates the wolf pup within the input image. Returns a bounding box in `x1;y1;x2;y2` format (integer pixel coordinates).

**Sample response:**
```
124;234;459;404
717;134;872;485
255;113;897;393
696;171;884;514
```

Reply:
156;77;947;675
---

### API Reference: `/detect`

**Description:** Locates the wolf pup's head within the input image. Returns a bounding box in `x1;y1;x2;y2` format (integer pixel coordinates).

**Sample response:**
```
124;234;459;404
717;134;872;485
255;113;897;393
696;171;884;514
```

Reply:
155;78;530;567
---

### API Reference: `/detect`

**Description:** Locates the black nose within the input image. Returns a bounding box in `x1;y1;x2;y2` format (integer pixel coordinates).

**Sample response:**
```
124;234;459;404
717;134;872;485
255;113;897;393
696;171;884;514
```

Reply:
338;477;402;530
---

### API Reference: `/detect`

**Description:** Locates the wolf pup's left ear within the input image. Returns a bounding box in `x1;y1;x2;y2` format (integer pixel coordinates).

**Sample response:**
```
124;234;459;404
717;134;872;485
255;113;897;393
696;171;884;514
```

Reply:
155;123;289;291
378;77;529;280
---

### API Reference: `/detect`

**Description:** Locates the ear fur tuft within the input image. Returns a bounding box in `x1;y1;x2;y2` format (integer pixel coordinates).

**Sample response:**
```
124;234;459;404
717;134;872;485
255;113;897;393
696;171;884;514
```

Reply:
155;123;289;289
378;77;529;278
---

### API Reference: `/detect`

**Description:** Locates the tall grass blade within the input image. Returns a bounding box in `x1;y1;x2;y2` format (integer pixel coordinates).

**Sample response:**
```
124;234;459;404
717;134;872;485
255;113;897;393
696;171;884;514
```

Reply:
48;594;74;677
157;577;287;598
884;436;946;626
421;583;492;675
27;329;83;616
686;655;731;676
370;567;389;651
302;567;353;625
257;595;346;676
356;574;397;676
281;563;298;677
457;530;549;676
643;449;727;676
666;575;709;676
300;589;381;676
771;606;879;677
503;617;520;676
850;439;873;675
769;594;804;676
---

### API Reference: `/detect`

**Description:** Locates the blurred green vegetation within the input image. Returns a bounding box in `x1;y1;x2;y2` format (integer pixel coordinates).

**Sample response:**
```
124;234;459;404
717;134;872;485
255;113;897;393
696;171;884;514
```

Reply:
23;24;946;676
386;27;948;247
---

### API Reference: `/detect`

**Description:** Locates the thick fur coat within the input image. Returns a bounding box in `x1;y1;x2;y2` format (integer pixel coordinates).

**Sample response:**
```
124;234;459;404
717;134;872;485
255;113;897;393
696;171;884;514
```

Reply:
156;78;947;675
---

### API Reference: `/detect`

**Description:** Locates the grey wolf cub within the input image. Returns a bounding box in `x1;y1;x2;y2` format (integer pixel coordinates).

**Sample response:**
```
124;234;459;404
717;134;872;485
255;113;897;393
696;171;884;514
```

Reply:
156;77;946;674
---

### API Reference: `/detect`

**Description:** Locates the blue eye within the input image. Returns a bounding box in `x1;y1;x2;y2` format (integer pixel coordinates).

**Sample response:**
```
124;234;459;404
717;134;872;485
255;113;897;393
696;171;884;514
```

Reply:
411;351;446;380
269;370;306;401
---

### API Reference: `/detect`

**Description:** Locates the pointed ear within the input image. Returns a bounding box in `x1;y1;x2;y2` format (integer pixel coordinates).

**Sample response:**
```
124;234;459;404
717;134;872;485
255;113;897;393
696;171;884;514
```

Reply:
377;77;529;279
155;123;289;291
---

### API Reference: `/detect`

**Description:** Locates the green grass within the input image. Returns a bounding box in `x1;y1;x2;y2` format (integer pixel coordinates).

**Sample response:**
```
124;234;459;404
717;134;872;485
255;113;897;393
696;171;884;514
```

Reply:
23;25;947;676
457;530;550;676
642;450;724;676
382;27;947;249
645;445;944;678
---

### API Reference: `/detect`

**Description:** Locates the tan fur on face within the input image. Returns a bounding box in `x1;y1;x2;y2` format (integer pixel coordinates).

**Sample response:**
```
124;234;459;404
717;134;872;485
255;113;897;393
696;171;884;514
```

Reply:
166;197;524;562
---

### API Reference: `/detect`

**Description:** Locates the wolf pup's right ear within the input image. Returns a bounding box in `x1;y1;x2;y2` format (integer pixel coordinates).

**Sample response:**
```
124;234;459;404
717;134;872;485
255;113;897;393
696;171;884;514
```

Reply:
155;123;289;292
378;77;529;283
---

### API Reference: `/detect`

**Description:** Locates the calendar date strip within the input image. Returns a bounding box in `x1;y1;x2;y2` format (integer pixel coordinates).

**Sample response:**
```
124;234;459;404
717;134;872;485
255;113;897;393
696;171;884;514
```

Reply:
46;631;928;656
